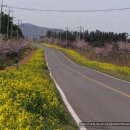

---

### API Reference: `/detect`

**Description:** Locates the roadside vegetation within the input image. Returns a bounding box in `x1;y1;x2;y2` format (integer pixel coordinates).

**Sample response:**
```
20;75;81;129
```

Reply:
0;11;28;69
0;49;76;130
43;30;130;67
0;8;76;130
0;39;31;69
45;30;129;47
43;43;130;82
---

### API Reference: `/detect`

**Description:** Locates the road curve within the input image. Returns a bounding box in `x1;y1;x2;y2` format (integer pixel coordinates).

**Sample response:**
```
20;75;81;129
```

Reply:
36;44;130;130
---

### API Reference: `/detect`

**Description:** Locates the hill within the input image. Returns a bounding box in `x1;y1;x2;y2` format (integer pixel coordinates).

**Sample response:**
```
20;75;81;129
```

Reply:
20;23;62;39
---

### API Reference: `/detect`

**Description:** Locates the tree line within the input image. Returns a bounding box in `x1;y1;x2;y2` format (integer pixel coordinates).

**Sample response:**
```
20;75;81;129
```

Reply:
46;30;129;47
0;12;23;39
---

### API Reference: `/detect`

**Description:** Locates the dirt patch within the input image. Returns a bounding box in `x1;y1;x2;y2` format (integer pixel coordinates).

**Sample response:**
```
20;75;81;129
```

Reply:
19;51;34;65
5;51;34;70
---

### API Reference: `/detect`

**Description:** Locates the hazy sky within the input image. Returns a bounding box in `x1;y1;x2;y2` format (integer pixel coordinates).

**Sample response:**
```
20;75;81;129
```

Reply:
5;0;130;34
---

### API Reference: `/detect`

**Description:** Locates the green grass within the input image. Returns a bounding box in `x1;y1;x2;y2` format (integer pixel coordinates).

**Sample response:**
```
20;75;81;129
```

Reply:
43;43;130;82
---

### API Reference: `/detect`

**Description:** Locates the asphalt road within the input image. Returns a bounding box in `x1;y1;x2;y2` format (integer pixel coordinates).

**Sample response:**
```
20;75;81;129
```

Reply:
36;44;130;130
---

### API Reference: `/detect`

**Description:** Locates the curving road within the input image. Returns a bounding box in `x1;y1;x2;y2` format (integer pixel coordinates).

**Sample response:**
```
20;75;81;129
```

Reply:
36;44;130;130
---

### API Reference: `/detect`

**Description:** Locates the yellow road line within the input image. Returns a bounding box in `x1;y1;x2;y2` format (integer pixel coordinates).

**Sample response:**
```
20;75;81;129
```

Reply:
52;50;130;98
63;63;130;98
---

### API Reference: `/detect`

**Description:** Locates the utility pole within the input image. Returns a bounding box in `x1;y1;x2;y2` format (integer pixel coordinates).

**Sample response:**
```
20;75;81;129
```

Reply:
82;27;85;40
7;6;12;39
20;20;22;39
53;31;55;40
59;31;62;47
77;26;85;40
0;0;7;40
11;11;14;38
77;26;83;41
19;20;22;39
16;18;20;39
58;31;61;46
0;0;3;36
81;27;84;39
65;26;69;48
59;26;62;47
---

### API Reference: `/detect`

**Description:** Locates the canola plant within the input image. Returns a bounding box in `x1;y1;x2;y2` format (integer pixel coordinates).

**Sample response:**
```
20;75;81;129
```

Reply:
0;49;66;130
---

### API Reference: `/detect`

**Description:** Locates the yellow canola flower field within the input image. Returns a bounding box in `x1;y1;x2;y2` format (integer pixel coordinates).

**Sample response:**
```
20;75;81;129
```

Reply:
44;43;130;77
0;49;67;130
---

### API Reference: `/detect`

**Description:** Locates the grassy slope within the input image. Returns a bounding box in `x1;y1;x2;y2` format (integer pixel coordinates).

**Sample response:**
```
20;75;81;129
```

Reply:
43;43;130;82
0;49;76;130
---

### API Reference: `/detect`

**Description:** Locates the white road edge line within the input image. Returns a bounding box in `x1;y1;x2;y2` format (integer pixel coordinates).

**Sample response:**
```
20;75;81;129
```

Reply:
44;52;87;130
58;51;130;84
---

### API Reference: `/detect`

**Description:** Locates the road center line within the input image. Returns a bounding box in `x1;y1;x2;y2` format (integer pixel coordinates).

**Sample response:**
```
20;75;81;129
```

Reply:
65;63;130;98
52;49;130;99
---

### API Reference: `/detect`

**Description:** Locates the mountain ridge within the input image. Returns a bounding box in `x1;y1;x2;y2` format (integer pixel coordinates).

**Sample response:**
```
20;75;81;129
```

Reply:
20;23;62;39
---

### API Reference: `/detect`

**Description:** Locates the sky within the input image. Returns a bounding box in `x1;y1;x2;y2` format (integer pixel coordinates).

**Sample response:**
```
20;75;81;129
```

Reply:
4;0;130;34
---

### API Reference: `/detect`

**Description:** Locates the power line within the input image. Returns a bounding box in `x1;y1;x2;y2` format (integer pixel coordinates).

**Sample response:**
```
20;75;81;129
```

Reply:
10;6;130;13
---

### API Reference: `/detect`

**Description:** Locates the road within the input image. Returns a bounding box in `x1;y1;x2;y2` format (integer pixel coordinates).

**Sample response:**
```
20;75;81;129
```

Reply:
36;44;130;130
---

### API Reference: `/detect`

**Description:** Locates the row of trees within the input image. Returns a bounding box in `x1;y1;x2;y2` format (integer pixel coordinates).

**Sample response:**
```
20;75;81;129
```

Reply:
0;12;23;39
46;30;129;47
